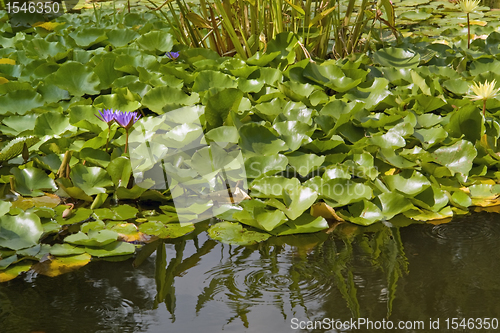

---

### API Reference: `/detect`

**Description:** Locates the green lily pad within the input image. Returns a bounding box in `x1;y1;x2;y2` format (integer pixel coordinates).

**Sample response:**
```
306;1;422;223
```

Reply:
11;167;57;197
138;221;194;238
70;164;113;196
0;89;44;115
431;140;477;176
50;243;86;256
0;212;43;250
271;213;328;235
33;111;73;137
85;241;136;257
65;230;118;247
239;123;287;156
46;61;100;96
373;47;421;68
135;30;173;52
93;205;139;220
208;221;270;245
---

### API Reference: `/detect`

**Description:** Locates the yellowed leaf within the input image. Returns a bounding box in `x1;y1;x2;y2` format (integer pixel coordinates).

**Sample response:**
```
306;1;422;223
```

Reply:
0;58;15;65
426;217;453;226
311;202;344;221
32;254;91;277
0;77;9;84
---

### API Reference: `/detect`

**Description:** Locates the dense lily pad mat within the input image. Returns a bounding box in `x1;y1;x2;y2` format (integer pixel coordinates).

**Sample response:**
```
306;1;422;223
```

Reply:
2;3;500;280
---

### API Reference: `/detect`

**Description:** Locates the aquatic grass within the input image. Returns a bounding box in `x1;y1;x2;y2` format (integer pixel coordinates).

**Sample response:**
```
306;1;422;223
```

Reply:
150;0;396;59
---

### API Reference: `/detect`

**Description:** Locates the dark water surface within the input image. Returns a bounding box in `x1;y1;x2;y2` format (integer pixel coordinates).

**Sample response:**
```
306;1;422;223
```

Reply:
1;213;500;333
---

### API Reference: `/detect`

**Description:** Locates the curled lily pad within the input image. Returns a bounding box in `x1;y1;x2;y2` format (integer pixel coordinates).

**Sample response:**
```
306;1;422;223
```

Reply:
0;136;39;162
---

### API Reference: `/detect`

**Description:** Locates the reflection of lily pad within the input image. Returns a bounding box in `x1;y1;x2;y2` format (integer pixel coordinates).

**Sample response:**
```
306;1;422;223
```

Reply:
208;222;270;245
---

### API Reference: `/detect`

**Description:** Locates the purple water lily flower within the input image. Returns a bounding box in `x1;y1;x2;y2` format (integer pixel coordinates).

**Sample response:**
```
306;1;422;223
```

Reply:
95;109;116;124
165;51;180;60
114;110;141;129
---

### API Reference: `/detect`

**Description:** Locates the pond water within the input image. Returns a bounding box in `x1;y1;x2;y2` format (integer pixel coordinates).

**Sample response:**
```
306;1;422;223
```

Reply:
1;213;500;333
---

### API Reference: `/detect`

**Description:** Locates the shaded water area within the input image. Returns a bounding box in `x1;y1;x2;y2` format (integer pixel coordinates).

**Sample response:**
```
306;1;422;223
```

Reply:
2;213;500;333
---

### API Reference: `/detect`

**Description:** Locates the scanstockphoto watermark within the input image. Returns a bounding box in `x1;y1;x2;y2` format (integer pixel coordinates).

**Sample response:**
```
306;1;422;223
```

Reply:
128;106;248;224
290;318;429;331
248;161;379;180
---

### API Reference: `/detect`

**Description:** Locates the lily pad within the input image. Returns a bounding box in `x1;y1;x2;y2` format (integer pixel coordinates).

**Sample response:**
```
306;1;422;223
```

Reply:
208;221;270;245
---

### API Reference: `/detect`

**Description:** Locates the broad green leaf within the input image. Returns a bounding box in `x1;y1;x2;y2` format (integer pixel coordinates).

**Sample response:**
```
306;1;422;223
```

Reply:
192;70;237;92
50;243;86;256
303;62;366;92
80;148;111;168
373;47;420;68
93;92;141;112
239;123;287;156
34;111;73;137
93;205;139;220
320;179;373;207
106;156;132;187
70;164;113;196
344;200;384;225
271;213;328;235
208;221;270;245
46;61;100;96
205;89;243;129
273;121;312;151
286;153;325;177
54;206;93;225
141;86;199;114
205;126;239;143
11;167;57;197
376;192;415;219
383;170;431;196
431;140;477;176
65;230;118;247
69;27;108;48
135;30;173;52
0;212;43;250
85;241;136;257
0;89;44;115
445;105;483;143
244;155;288;178
138;221;194;238
106;28;140;47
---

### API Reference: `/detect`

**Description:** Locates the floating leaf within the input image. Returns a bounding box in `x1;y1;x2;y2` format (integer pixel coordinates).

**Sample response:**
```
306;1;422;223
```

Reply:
208;221;270;245
46;61;100;96
11;167;57;197
0;212;43;250
32;253;91;277
70;164;113;196
373;47;420;68
138;221;194;238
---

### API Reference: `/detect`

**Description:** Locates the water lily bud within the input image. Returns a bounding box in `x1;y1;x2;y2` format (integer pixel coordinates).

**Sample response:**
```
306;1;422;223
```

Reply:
62;207;72;218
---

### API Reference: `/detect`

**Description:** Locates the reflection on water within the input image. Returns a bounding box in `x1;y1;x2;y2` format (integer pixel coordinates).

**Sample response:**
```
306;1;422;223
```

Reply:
2;214;500;332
